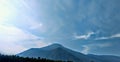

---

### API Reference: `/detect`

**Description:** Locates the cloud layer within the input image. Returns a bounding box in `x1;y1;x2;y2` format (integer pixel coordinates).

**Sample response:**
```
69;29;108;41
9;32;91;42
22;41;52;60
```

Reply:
0;24;43;54
74;32;94;40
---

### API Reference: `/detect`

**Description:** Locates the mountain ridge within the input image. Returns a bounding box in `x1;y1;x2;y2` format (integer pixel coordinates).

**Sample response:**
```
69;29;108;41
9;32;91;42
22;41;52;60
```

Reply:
18;43;120;62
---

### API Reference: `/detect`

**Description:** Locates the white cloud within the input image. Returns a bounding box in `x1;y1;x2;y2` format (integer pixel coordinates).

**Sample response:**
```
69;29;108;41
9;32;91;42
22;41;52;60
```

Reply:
111;33;120;38
0;25;39;42
95;37;110;40
0;24;41;54
95;33;120;40
74;32;94;40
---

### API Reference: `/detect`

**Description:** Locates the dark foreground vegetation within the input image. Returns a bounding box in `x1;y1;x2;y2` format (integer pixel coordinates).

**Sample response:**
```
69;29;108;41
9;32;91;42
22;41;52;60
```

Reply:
0;54;72;62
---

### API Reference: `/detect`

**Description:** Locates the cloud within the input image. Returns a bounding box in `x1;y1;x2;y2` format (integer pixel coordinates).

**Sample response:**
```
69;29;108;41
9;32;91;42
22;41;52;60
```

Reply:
0;42;26;55
74;32;94;40
0;24;41;54
81;45;90;54
0;25;40;42
81;43;112;54
95;37;110;40
95;33;120;40
96;43;112;48
111;33;120;38
27;19;47;33
29;21;43;30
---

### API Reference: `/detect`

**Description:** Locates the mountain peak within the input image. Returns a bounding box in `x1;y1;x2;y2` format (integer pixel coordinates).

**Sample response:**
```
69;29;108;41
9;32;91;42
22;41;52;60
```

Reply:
40;43;64;50
50;43;63;47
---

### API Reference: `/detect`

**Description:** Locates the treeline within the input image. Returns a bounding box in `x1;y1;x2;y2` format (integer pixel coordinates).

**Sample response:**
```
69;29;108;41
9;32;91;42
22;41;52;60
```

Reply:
0;54;72;62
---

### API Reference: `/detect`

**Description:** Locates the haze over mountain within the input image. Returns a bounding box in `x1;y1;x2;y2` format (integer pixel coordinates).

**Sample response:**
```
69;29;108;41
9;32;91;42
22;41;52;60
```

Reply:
18;44;120;62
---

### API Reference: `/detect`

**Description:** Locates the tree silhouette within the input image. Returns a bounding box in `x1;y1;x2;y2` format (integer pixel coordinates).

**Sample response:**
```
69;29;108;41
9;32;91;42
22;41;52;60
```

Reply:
0;54;72;62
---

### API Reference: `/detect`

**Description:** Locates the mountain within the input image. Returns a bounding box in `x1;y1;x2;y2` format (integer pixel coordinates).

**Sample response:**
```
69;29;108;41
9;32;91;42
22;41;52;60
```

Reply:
18;44;120;62
87;54;120;62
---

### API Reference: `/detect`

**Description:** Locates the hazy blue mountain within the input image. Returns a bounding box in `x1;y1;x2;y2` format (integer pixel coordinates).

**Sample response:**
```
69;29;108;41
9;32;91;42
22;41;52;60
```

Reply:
18;44;120;62
87;54;120;62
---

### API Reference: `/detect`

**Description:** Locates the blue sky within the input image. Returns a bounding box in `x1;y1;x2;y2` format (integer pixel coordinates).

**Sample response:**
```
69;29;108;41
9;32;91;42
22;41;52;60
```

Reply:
0;0;120;56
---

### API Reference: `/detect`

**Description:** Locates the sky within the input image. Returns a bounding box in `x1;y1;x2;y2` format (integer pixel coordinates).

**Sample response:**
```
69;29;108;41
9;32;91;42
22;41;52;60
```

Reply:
0;0;120;56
